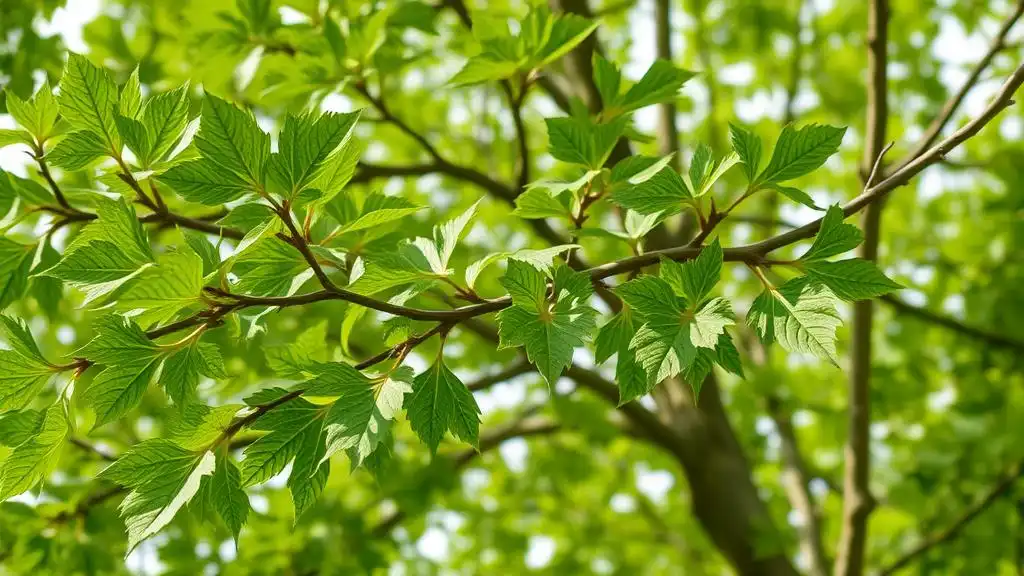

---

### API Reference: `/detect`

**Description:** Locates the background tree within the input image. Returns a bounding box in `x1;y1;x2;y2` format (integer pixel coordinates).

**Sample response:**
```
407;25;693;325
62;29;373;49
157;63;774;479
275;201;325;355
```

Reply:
1;0;1023;575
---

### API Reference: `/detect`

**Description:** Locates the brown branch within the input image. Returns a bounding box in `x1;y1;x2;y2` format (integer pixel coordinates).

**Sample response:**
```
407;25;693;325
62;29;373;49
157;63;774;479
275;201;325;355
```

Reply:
877;458;1024;575
887;0;1024;175
836;1;889;574
655;0;681;167
881;294;1024;352
768;397;830;576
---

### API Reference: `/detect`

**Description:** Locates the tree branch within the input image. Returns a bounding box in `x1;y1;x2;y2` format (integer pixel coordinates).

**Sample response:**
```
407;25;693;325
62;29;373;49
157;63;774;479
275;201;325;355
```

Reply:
886;0;1024;175
881;294;1024;352
877;458;1024;575
768;397;830;576
836;1;889;573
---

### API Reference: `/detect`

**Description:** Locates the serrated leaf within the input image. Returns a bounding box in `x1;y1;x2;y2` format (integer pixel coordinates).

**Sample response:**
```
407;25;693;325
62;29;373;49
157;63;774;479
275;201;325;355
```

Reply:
119;67;143;119
332;194;421;235
532;11;599;68
0;239;34;311
407;358;481;452
465;245;576;289
800;204;863;261
497;265;596;385
0;129;34;150
231;237;312;297
0;409;45;447
0;315;56;410
266;321;329;379
99;440;215;552
196;93;270;186
609;154;674;186
592;54;622;109
545;116;627;168
6;81;59;140
58;53;120;152
615;60;697;115
689;297;735;348
768;183;823;210
747;278;842;365
513;186;573;220
729;123;762;183
412;200;479;275
448;57;522;86
240;396;324;486
268;110;359;198
210;452;250;540
161;342;224;408
0;403;69;500
47;130;109;170
661;239;723;304
83;355;164;427
758;123;846;184
114;114;150;161
116;248;203;327
143;85;191;164
609;164;690;216
805;259;902;301
158;157;253;205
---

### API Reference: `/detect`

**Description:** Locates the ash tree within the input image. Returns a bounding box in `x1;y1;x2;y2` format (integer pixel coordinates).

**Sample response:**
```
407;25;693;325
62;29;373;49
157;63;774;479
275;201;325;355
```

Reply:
1;0;1023;574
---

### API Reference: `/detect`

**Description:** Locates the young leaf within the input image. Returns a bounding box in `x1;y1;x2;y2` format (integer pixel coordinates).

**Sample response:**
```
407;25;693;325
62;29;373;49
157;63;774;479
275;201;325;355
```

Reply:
800;205;863;261
158;157;254;205
0;239;34;311
47;130;110;170
6;81;59;141
594;308;651;404
592;54;622;109
767;183;823;211
545;116;627;168
119;67;143;119
99;439;215;551
116;248;204;327
689;297;735;348
0;315;57;410
143;85;191;164
729;123;762;183
758;123;846;184
804;259;902;301
162;342;225;408
407;357;481;452
609;165;690;216
661;239;723;304
0;403;69;500
195;93;270;186
267;110;359;198
616;60;697;114
210;451;250;541
747;278;842;365
496;265;597;385
532;11;599;68
58;53;120;152
513;187;573;220
231;237;312;297
411;200;479;275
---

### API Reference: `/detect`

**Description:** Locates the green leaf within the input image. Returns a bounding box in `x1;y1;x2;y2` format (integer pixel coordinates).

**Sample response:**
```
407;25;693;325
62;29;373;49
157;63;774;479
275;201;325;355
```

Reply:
729;123;762;183
142;85;191;164
6;81;59;140
47;130;109;170
449;58;522;86
0;315;57;410
119;67;143;119
80;316;166;427
240;395;324;486
532;12;599;68
616;60;697;115
609;154;675;186
196;93;271;186
689;297;735;348
715;332;745;378
758;123;846;184
592;54;622;109
0;403;69;501
114;114;151;161
804;259;902;301
0;409;44;447
162;342;224;408
609;164;690;217
0;129;34;149
595;308;651;404
411;200;479;275
268;110;360;198
661;239;723;304
158;158;254;205
116;248;203;327
231;237;312;297
464;245;577;289
407;358;481;452
0;239;34;311
210;451;250;541
58;53;120;152
545;116;627;168
747;278;842;365
79;314;161;366
768;183;823;211
331;194;421;236
99;439;215;552
266;321;329;379
513;186;573;220
497;265;597;385
308;363;412;467
800;205;862;261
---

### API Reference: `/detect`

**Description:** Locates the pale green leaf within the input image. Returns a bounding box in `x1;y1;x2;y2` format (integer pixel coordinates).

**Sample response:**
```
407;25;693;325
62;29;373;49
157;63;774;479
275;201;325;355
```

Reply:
800;205;863;261
805;259;902;301
57;53;120;152
47;130;109;170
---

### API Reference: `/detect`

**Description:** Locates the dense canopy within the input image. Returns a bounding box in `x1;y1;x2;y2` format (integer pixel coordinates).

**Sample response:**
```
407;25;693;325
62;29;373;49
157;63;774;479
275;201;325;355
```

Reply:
1;0;1023;575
